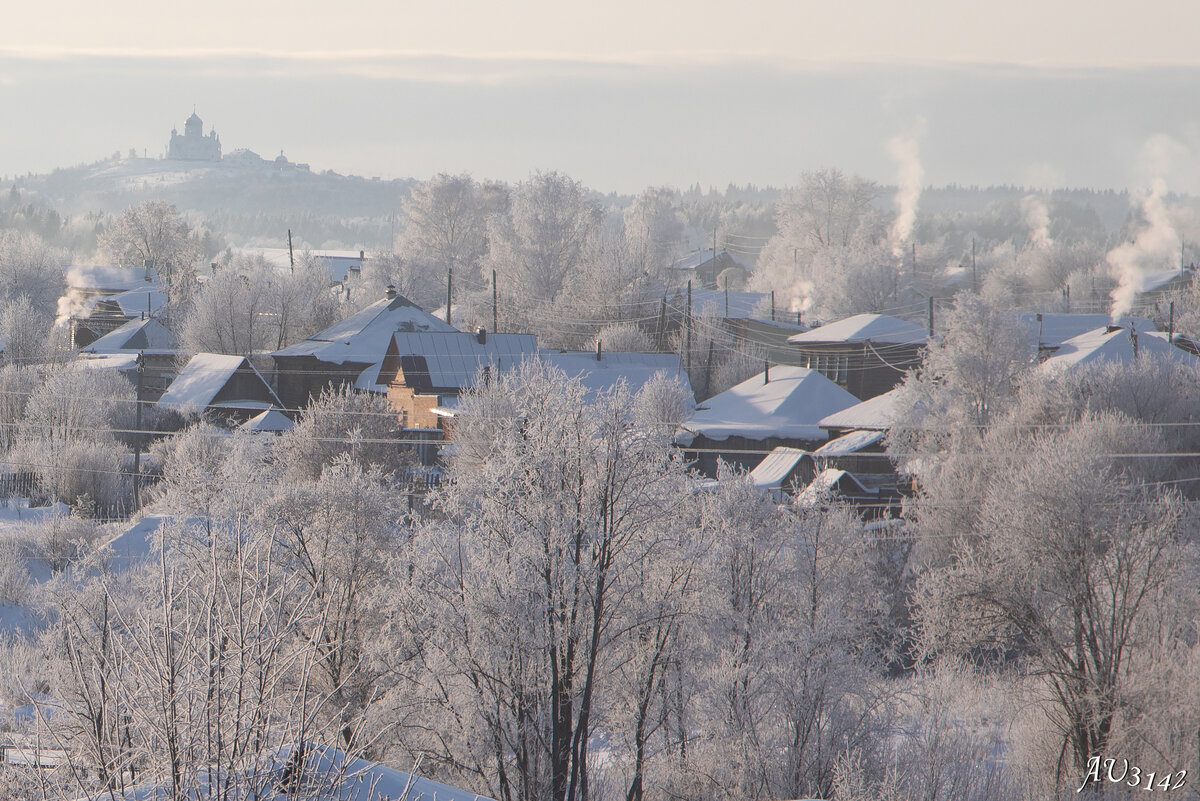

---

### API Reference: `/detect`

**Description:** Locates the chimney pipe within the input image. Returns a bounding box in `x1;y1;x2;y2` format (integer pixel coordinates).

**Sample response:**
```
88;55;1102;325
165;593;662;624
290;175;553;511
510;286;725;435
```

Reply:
385;284;397;300
764;360;770;384
596;340;602;362
476;326;487;345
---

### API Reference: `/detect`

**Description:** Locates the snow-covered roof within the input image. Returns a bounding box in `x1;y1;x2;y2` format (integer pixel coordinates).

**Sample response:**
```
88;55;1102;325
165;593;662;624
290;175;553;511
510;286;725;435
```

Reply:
1039;326;1200;374
787;313;928;346
670;248;748;273
679;365;860;444
65;264;158;292
818;388;900;431
539;351;692;398
796;468;875;505
81;317;175;353
388;332;539;392
1017;312;1156;349
93;286;168;318
673;287;769;319
747;446;811;490
813;428;885;457
247;248;367;283
1137;267;1189;294
73;353;140;372
274;294;456;365
158;353;283;412
238;408;295;432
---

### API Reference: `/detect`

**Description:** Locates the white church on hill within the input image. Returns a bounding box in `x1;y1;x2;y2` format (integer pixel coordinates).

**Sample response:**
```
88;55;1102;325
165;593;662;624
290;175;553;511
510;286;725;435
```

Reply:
168;110;221;161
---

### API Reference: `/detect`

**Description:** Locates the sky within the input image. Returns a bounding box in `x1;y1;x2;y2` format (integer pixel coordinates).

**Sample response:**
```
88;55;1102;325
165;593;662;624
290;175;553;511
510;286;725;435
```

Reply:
3;1;1200;193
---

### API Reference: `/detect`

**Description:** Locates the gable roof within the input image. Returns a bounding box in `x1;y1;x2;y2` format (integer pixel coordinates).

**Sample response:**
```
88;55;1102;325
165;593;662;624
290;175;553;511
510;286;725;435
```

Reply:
1039;326;1200;374
65;264;158;293
384;332;539;392
818;388;900;431
238;408;295;433
679;365;860;443
273;294;456;366
788;313;928;346
796;468;874;505
813;428;886;457
81;317;175;353
91;287;169;318
158;353;283;412
747;446;813;490
1017;312;1156;349
539;350;692;398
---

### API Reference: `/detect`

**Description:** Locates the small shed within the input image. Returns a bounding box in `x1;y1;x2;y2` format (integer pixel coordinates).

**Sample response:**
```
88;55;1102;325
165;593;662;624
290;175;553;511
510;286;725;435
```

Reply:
158;354;284;423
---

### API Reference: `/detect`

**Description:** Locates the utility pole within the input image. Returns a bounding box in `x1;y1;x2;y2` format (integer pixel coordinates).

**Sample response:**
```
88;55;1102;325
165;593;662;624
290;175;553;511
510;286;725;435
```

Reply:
1169;300;1175;343
133;352;144;509
770;290;776;322
287;229;295;274
724;278;729;318
686;280;693;372
446;267;453;328
972;238;977;292
656;296;667;350
492;269;498;333
928;296;935;336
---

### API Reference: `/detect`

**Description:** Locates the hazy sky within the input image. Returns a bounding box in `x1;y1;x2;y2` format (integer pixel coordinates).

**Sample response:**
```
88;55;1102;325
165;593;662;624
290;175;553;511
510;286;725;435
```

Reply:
4;1;1200;193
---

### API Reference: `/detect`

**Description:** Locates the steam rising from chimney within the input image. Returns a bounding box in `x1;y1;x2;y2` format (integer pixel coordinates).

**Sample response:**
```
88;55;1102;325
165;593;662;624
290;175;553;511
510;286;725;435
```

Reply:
1107;178;1180;320
887;124;925;259
1021;195;1053;249
54;266;94;328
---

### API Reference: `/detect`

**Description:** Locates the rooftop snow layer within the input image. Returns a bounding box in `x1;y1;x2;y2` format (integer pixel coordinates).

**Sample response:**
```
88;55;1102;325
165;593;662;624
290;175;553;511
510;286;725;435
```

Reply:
65;264;158;292
1039;326;1200;374
274;294;456;365
95;287;168;318
813;428;885;457
747;446;811;490
680;365;859;443
788;313;928;346
1017;312;1156;349
239;408;295;432
82;317;175;353
818;389;900;431
540;350;692;398
158;353;282;411
389;332;539;391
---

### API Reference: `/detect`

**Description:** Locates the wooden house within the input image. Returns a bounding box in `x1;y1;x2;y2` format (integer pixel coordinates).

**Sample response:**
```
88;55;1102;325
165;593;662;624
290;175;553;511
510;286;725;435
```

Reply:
157;353;285;424
677;365;860;477
786;313;927;400
378;330;539;430
271;289;456;409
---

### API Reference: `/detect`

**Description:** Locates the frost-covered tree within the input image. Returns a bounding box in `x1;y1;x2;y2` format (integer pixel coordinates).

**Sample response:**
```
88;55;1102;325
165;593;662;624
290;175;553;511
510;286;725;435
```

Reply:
100;201;201;300
487;171;602;304
674;474;893;800
914;415;1189;788
0;230;66;314
415;361;692;801
179;253;339;357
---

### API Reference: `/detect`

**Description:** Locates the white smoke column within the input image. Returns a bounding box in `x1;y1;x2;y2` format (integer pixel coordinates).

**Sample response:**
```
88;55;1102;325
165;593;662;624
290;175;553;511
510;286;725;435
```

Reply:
54;266;92;328
1106;178;1180;320
789;280;814;315
1020;195;1053;249
887;129;925;258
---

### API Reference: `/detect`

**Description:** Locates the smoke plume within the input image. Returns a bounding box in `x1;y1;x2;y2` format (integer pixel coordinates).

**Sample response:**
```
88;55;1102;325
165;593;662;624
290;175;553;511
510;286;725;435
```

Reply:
887;127;925;259
1107;178;1180;320
54;267;94;328
1020;195;1052;249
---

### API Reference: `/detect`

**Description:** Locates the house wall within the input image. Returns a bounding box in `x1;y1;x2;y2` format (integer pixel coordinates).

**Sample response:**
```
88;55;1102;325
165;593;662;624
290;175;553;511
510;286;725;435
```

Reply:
683;434;825;478
387;383;445;430
272;356;365;409
789;343;922;400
